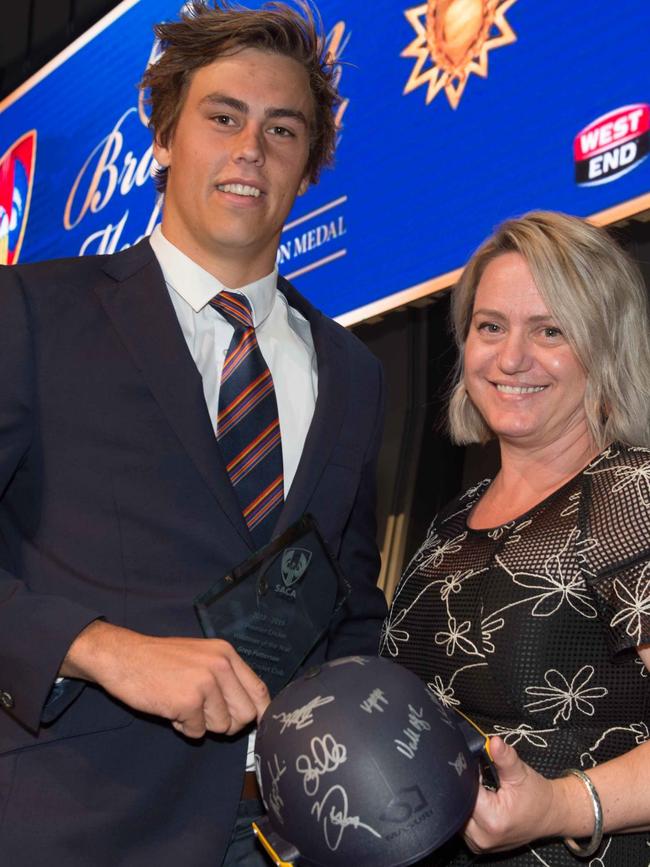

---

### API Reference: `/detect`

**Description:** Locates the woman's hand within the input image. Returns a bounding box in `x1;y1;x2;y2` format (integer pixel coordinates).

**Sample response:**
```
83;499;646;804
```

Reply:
463;737;566;853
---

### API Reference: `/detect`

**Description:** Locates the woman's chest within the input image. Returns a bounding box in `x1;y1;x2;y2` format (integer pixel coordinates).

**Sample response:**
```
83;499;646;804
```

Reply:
387;509;632;724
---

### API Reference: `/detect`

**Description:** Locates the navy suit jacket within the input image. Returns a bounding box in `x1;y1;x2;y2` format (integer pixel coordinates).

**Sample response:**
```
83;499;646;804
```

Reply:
0;239;386;866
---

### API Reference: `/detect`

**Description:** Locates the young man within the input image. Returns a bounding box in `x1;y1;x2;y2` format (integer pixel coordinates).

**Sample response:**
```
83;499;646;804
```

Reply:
0;3;386;865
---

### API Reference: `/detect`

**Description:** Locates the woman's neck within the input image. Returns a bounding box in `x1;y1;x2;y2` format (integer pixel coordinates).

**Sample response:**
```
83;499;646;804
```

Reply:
469;428;601;529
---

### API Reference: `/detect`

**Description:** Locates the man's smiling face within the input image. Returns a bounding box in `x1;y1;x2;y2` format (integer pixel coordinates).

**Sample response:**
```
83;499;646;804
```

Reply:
154;47;312;285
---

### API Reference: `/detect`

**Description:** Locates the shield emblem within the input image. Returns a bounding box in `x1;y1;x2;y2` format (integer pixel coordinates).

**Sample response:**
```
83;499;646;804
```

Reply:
0;130;37;266
281;547;312;587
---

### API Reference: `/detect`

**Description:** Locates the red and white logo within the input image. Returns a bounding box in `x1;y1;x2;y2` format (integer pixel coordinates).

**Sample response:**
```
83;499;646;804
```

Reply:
574;104;649;186
0;130;37;265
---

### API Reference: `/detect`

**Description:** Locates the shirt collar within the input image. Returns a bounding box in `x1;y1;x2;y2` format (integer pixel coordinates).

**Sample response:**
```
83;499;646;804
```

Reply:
149;225;278;327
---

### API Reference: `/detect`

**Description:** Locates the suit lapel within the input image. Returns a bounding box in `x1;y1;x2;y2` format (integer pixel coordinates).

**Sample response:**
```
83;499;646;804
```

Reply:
96;240;253;548
274;277;349;534
94;247;348;547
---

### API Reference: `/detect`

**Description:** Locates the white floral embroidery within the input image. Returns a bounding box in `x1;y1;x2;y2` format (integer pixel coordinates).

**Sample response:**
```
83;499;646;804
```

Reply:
398;531;469;601
635;657;648;678
486;517;532;543
481;613;505;654
491;723;555;748
381;573;445;655
397;531;441;595
396;522;442;597
503;518;532;546
434;616;482;658
410;528;441;563
610;570;650;643
528;845;551;865
586;456;650;507
585;445;620;471
380;608;409;658
384;446;647;829
627;720;648;745
461;480;492;502
443;480;490;523
524;665;607;724
560;491;581;518
440;568;476;601
388;540;446;612
487;520;515;541
580;722;649;767
611;461;650;506
497;529;598;619
427;675;460;708
419;532;467;573
584;835;611;866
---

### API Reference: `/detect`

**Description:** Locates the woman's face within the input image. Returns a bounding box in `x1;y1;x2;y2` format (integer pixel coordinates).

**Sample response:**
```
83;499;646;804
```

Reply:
464;252;589;450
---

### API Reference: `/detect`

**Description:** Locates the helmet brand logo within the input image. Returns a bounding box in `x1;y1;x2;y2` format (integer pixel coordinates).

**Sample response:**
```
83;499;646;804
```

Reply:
380;785;428;824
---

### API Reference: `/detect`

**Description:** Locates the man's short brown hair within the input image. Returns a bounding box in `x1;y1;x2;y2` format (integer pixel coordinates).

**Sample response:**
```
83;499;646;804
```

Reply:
141;0;340;193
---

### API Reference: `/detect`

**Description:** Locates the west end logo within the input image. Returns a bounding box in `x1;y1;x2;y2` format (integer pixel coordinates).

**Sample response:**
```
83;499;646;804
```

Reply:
574;105;650;187
0;130;37;265
402;0;518;109
275;548;312;599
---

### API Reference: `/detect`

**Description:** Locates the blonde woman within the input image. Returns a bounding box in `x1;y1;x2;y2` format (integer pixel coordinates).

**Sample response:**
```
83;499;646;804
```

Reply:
382;211;650;864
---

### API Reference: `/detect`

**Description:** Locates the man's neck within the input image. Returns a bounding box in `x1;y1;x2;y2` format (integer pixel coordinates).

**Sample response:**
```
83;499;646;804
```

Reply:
158;224;276;289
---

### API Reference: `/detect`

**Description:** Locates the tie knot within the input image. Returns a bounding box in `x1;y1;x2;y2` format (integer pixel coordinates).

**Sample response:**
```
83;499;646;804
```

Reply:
210;290;253;330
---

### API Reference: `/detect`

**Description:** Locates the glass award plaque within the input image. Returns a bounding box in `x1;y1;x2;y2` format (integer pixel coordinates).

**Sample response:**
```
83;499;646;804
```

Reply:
194;515;350;696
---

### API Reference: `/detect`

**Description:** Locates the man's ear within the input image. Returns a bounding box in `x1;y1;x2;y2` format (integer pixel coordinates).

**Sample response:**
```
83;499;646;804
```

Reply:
297;176;310;197
153;137;171;169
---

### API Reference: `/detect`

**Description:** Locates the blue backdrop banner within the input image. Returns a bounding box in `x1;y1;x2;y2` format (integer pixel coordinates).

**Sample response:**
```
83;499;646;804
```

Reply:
1;0;649;321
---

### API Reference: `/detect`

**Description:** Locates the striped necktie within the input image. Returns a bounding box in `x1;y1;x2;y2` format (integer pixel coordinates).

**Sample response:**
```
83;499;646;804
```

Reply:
210;290;284;547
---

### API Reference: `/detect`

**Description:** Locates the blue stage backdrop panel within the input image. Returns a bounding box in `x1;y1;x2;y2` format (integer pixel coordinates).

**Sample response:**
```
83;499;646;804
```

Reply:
1;0;649;322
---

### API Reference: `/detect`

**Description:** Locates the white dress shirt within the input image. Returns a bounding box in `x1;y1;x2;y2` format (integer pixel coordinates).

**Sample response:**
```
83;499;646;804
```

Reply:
149;225;318;495
149;226;318;773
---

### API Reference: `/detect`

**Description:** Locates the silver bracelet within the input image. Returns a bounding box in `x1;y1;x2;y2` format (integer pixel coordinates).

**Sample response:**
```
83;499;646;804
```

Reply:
562;768;604;858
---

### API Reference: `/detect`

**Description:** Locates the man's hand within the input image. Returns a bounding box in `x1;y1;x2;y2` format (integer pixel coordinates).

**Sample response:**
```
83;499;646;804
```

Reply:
61;621;270;738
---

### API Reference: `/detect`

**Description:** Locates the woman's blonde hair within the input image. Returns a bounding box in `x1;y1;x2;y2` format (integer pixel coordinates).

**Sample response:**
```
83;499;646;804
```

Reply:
448;210;650;449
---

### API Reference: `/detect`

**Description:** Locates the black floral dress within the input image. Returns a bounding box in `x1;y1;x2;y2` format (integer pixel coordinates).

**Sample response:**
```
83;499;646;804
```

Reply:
381;443;650;865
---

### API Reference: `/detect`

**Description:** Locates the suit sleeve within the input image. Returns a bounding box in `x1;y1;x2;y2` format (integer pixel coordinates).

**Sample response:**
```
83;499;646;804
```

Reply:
0;267;102;733
326;357;387;659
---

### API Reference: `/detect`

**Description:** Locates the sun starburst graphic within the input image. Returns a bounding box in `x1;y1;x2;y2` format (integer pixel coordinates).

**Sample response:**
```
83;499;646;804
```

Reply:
402;0;518;109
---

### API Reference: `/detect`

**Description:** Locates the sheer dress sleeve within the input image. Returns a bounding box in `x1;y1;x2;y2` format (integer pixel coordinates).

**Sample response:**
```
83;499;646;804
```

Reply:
581;444;650;655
